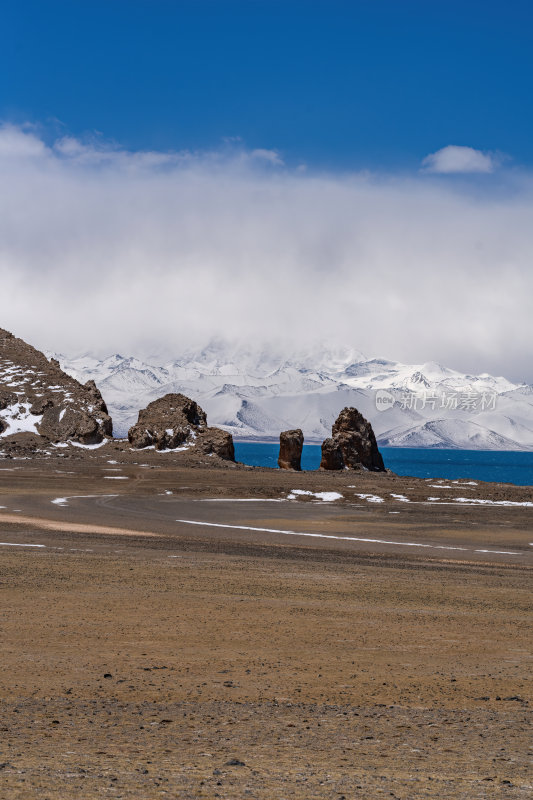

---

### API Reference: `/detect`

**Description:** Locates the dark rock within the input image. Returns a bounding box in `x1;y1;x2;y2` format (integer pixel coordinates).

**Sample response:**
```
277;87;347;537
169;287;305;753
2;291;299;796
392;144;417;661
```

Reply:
225;759;245;767
128;393;205;450
278;429;304;470
198;427;235;461
29;397;53;415
39;406;105;445
331;407;385;471
320;437;345;470
128;393;235;461
0;390;17;411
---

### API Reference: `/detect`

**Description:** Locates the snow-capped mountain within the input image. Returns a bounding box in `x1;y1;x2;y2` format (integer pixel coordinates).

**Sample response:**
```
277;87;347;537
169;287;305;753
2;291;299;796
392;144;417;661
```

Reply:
52;342;533;450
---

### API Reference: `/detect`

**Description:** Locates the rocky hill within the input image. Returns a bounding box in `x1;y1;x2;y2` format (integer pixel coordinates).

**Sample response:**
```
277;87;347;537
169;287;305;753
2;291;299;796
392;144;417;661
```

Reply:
0;328;112;451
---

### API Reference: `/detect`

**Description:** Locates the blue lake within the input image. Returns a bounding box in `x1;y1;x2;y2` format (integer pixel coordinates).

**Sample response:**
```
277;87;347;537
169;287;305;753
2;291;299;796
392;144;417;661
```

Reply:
233;442;533;487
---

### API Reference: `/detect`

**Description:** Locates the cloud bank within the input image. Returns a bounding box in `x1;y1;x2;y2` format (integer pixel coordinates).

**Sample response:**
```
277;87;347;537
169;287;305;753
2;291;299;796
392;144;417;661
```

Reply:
0;124;532;382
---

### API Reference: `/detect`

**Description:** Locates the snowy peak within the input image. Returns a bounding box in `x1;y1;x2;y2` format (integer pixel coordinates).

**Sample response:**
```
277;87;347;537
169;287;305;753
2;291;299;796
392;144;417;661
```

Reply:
55;340;532;450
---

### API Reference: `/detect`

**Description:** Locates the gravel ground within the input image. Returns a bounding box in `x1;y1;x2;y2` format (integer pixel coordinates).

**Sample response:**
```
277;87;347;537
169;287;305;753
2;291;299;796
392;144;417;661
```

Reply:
0;452;531;798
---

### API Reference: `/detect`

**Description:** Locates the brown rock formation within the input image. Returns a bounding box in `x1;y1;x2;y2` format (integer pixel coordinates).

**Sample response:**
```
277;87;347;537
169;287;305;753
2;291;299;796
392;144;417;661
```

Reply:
0;328;112;448
128;394;206;450
320;407;385;471
319;437;345;470
278;429;304;470
198;427;235;461
332;407;385;471
128;392;235;461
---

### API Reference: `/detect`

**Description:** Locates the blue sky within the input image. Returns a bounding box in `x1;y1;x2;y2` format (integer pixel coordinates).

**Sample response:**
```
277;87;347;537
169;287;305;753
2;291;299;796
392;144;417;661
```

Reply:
3;0;533;170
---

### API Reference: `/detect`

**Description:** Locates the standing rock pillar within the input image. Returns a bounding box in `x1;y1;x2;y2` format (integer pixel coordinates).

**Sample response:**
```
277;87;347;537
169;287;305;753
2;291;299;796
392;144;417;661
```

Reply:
278;429;304;470
320;407;385;471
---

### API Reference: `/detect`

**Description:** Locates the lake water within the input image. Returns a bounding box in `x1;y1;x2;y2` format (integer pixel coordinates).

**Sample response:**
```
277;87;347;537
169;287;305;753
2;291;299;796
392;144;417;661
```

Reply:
233;442;533;487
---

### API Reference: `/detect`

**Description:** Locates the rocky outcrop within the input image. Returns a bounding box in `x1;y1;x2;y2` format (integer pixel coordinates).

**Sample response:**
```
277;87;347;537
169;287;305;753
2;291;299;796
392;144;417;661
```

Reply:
278;429;304;470
128;393;235;461
128;394;206;450
332;407;385;471
319;437;345;470
197;426;235;461
0;328;112;448
320;407;385;471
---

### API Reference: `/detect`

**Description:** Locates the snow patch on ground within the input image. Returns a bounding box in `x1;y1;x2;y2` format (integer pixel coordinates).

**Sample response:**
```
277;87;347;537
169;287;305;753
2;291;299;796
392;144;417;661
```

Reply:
287;490;343;502
52;494;119;507
0;542;45;547
453;497;533;507
156;442;194;453
69;440;109;449
355;493;384;503
391;493;410;502
199;498;285;503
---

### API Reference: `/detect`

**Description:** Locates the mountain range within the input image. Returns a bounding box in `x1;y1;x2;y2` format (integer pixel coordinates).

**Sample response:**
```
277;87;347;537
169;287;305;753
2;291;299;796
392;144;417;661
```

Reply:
54;341;533;450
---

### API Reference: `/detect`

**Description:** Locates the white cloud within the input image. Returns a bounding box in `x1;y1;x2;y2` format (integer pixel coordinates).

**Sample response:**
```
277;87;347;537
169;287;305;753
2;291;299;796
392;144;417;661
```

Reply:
250;148;284;166
421;145;497;174
0;123;48;159
0;124;532;382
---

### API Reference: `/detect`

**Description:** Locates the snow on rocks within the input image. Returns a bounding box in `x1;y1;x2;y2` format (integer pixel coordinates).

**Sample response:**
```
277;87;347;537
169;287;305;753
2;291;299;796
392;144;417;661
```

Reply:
0;327;112;450
0;402;43;436
127;393;235;461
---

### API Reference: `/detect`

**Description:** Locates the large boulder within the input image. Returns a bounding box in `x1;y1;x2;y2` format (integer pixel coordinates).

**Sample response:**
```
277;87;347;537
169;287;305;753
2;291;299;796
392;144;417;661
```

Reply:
128;394;206;450
198;427;235;461
128;392;235;461
278;429;304;470
320;407;385;471
0;327;113;448
332;407;385;471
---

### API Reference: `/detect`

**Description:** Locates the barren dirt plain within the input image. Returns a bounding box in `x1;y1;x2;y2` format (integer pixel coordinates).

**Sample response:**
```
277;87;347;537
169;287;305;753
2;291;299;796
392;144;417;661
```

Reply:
0;444;532;799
